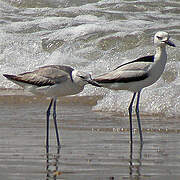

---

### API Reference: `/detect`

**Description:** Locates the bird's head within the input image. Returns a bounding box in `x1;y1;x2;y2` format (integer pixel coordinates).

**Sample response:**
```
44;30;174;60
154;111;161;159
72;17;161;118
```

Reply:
154;31;175;48
73;70;101;87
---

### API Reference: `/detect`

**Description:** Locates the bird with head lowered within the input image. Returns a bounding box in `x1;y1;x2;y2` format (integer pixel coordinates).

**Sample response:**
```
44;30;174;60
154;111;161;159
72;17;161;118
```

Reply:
3;65;100;149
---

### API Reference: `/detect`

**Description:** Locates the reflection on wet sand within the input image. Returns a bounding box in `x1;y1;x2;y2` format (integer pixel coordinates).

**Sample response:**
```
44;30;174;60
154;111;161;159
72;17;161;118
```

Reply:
46;147;61;180
45;144;143;180
129;143;143;179
44;143;144;180
1;91;180;180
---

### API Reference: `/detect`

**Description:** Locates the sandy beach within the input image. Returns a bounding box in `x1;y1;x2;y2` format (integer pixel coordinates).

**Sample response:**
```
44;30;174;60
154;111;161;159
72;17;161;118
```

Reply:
0;89;180;180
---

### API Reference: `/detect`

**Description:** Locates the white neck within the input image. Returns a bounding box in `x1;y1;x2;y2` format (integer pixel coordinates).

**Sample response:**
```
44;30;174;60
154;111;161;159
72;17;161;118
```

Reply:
154;46;167;65
71;70;85;86
71;69;78;81
155;46;167;60
151;46;168;78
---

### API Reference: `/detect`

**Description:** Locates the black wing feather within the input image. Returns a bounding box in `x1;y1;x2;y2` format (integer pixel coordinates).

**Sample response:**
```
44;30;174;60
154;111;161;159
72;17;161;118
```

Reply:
114;55;154;70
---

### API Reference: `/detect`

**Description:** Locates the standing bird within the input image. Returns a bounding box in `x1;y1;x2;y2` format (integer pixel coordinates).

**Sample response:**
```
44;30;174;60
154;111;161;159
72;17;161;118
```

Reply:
93;31;176;144
3;65;100;148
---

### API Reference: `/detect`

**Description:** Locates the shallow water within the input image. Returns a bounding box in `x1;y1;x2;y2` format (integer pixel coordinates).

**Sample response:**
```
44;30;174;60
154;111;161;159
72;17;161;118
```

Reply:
0;91;180;179
0;0;180;117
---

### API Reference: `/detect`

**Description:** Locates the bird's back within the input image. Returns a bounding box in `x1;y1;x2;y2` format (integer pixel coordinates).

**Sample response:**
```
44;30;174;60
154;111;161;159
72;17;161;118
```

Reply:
4;65;74;87
3;65;85;97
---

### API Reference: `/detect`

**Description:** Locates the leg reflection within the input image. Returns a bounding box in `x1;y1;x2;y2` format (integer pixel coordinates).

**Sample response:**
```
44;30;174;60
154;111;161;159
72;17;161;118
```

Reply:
46;147;61;180
129;142;143;179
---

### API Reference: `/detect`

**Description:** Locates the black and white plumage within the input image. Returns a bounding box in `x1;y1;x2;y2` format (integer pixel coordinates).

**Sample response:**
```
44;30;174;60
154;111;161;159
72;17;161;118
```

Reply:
3;65;100;149
93;31;176;144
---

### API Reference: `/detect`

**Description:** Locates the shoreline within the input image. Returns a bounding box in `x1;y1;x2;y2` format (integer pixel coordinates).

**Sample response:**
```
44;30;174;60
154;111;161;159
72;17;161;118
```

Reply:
0;88;102;105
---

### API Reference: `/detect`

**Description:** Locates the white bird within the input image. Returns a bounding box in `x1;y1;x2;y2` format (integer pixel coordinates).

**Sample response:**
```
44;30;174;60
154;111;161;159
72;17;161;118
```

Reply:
93;31;176;144
3;65;100;148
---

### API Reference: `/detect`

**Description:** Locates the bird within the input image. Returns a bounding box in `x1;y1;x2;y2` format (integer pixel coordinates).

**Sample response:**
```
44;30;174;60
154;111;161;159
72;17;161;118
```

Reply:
3;65;100;149
93;31;176;145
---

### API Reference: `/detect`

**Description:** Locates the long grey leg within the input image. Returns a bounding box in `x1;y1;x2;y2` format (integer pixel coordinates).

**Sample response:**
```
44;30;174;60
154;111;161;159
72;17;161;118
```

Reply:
46;98;54;151
53;98;61;148
135;91;143;144
128;93;136;144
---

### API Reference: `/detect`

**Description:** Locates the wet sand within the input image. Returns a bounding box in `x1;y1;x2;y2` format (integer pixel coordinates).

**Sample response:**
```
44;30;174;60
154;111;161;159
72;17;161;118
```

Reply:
0;89;180;180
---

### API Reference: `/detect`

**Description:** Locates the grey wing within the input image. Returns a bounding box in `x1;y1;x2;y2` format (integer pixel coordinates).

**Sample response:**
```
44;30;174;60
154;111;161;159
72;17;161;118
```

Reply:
94;62;151;83
34;65;74;84
11;65;74;86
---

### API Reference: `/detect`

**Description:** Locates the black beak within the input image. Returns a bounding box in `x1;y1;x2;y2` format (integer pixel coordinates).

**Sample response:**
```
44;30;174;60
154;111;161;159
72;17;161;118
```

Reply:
86;78;101;87
165;39;176;47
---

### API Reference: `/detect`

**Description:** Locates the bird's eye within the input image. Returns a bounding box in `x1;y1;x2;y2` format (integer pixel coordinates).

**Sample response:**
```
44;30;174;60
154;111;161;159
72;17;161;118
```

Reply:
157;36;163;40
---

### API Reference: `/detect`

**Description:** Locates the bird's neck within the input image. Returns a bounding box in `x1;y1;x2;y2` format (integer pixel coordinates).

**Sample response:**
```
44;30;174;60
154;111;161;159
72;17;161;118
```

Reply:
154;46;167;63
72;70;86;86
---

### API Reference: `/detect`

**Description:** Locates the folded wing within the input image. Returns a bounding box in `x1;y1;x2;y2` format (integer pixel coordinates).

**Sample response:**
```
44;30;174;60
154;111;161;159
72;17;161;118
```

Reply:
3;65;74;87
94;61;152;83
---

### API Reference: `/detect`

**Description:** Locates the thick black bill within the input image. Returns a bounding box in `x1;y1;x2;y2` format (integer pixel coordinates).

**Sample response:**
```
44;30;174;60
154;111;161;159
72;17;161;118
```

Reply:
86;79;101;87
165;40;176;47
